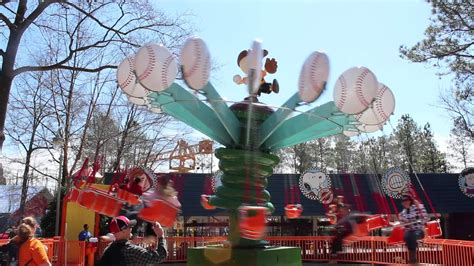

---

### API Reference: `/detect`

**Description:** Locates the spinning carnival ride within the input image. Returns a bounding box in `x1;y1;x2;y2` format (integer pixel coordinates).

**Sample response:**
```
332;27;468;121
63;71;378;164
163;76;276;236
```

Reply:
113;37;398;265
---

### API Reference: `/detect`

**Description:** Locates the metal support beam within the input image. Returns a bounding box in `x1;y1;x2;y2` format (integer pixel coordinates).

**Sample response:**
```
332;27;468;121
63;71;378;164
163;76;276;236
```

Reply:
262;102;354;150
201;83;240;144
147;83;234;146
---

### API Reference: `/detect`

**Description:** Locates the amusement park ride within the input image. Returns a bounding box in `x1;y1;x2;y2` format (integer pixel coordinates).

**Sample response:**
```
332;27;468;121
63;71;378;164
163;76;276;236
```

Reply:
64;36;443;265
152;139;214;173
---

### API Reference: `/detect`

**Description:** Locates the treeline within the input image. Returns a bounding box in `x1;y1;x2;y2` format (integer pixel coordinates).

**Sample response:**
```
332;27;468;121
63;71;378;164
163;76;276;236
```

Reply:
274;114;471;175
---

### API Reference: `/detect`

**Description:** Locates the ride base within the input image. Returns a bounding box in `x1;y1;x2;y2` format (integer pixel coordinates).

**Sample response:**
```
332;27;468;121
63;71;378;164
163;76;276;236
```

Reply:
187;246;301;266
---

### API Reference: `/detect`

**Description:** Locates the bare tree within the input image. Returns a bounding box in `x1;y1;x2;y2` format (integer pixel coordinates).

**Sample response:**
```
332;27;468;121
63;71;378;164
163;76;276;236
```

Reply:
1;0;193;219
439;86;473;140
0;0;193;154
5;70;57;211
448;125;473;169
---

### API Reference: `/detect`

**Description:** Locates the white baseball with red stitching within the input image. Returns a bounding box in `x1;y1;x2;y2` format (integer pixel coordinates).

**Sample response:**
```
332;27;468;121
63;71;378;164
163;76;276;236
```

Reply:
333;66;378;114
374;83;395;121
356;83;395;125
180;37;211;90
298;51;330;103
135;44;178;92
117;56;137;93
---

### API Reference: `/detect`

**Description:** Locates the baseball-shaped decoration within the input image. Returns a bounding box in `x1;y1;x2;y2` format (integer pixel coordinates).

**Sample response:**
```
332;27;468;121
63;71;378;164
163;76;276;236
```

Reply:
343;130;359;137
246;40;263;93
117;56;137;93
333;66;378;114
356;123;383;133
180;37;211;90
125;83;149;98
298;51;330;103
135;44;178;92
355;83;395;125
127;96;146;106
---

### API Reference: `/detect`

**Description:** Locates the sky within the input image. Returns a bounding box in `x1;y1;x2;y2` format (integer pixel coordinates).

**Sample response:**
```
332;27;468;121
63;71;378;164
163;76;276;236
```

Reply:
158;0;454;143
1;0;467;186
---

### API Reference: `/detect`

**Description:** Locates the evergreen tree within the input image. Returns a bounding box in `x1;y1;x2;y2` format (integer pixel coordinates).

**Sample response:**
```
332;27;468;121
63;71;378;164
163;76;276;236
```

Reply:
400;0;473;139
393;114;421;173
330;135;354;173
400;0;473;84
315;138;332;171
418;123;448;173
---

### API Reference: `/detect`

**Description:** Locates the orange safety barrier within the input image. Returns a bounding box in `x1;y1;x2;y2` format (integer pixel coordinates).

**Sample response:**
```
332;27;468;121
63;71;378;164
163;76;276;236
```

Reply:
3;236;472;265
0;238;85;265
95;236;474;265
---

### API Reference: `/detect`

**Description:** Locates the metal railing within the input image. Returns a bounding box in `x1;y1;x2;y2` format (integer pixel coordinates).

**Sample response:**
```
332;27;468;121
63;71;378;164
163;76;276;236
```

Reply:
0;238;85;265
2;236;473;265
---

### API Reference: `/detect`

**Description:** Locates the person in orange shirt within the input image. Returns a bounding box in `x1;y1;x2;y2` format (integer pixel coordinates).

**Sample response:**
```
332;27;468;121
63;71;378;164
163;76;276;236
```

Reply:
0;216;45;265
17;219;51;266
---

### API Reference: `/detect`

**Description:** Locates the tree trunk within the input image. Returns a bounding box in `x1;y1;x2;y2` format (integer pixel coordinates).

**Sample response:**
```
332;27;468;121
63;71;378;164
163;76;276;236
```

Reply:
19;149;33;212
0;1;30;152
0;76;13;152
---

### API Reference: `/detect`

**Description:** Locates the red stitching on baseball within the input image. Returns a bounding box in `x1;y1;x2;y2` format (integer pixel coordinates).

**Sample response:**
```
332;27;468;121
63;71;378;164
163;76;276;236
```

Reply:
375;85;389;121
138;45;156;81
337;75;347;109
119;58;135;90
161;55;174;89
355;68;371;108
184;40;201;79
310;54;322;97
299;64;307;98
201;51;209;88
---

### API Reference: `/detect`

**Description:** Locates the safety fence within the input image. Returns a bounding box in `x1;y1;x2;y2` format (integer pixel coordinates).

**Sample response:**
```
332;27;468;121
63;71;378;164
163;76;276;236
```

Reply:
108;236;473;266
2;236;474;265
0;238;85;265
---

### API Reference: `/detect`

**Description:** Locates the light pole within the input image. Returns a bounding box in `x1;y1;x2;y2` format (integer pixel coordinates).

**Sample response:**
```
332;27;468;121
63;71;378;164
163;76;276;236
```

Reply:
52;133;63;236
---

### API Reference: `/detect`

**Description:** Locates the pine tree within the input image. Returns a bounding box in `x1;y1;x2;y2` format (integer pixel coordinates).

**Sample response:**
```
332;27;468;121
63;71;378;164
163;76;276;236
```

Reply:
393;114;421;173
400;0;473;139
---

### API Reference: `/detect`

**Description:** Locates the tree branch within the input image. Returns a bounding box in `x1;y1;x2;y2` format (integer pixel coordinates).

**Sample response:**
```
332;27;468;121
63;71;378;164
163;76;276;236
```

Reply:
20;0;60;30
14;64;116;76
63;1;127;35
0;13;14;29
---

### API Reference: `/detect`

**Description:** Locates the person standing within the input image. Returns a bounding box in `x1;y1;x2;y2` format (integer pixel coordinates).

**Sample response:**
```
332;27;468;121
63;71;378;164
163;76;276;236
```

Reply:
78;224;93;241
399;194;429;265
98;216;167;265
17;218;51;266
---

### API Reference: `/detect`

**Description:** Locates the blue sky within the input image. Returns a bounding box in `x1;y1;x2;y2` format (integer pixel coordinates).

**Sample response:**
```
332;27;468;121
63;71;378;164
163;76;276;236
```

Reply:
158;0;454;142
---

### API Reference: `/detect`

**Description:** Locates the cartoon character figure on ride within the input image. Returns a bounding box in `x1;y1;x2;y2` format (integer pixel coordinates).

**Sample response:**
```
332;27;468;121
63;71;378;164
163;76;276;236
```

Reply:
233;49;279;96
459;167;474;197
